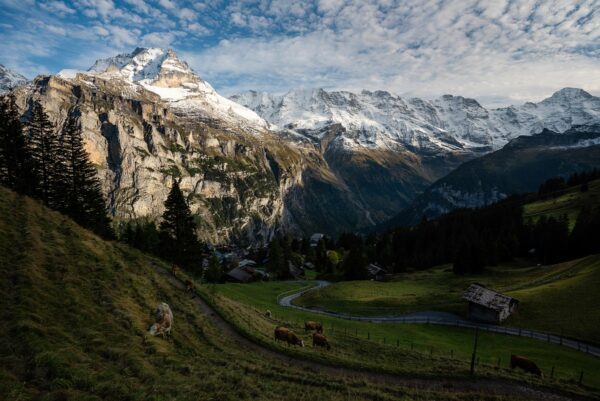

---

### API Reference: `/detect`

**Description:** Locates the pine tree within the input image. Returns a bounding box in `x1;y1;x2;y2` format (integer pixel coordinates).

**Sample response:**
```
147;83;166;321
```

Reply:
60;114;112;237
204;253;222;283
28;102;61;207
0;95;34;193
159;180;201;271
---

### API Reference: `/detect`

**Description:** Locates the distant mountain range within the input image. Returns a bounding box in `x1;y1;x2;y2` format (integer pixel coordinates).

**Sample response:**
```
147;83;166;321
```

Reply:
3;47;600;241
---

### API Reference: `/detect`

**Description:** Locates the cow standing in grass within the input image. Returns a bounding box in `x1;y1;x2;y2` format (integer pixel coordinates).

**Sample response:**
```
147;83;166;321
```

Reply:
149;302;173;338
312;333;331;350
510;355;543;377
304;321;323;333
274;326;304;347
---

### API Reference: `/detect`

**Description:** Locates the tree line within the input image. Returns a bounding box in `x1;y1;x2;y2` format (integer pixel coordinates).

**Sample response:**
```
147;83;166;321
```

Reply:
263;170;600;280
0;96;112;237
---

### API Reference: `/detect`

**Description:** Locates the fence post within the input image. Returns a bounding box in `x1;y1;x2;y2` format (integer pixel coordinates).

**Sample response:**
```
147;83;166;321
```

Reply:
450;349;454;359
497;357;501;367
470;327;480;375
579;371;584;385
550;366;554;379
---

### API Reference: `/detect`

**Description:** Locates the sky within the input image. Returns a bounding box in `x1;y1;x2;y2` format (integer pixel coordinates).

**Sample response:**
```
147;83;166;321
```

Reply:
1;0;600;107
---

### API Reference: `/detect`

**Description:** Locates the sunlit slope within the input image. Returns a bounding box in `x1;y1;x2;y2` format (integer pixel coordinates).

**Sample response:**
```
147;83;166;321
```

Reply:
524;178;600;229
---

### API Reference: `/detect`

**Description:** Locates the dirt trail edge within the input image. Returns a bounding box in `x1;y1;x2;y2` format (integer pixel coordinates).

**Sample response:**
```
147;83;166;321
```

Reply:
152;263;593;401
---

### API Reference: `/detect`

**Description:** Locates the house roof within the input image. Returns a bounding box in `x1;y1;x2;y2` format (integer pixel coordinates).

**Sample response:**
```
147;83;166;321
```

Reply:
462;283;518;312
310;233;324;243
367;263;387;275
227;267;253;282
239;259;257;268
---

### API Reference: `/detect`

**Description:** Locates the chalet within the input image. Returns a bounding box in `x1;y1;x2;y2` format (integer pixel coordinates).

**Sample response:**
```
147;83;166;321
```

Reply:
310;233;324;246
367;263;387;281
238;259;257;268
462;283;519;323
226;267;253;283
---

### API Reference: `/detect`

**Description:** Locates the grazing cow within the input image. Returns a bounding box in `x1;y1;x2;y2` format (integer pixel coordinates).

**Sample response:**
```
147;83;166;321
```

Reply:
171;264;177;276
185;279;193;293
312;333;331;350
510;355;543;377
304;321;323;333
274;326;304;347
265;310;272;318
149;302;173;338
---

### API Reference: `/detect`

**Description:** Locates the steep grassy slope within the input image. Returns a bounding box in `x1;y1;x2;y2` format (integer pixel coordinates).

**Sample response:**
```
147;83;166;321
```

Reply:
1;187;503;401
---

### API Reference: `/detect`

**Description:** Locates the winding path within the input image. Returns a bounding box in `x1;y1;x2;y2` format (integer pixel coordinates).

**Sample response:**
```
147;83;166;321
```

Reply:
151;264;584;401
278;280;600;358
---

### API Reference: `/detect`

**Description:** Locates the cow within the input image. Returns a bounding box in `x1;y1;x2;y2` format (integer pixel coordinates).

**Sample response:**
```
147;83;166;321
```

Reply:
171;264;178;276
312;333;331;350
304;321;323;333
149;302;173;338
510;355;543;377
274;326;304;347
185;279;193;293
265;310;272;318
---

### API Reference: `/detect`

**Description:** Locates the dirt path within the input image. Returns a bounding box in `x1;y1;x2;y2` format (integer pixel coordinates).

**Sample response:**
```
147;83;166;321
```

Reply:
151;263;593;401
280;280;600;358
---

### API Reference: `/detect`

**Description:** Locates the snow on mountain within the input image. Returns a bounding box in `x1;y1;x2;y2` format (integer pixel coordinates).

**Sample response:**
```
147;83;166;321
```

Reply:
0;64;28;94
231;87;600;152
62;48;268;132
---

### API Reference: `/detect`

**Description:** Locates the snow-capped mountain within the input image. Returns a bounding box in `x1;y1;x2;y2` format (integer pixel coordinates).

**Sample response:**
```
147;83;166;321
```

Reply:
231;87;600;153
0;64;28;94
60;48;268;132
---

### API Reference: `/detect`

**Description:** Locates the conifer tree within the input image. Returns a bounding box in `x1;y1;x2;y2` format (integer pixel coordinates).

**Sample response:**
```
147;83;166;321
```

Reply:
204;253;223;283
28;101;61;207
57;114;112;237
0;95;34;193
159;180;201;271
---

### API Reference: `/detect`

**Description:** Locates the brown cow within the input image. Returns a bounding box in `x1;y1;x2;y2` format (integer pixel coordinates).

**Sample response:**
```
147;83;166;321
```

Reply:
274;326;304;347
304;321;323;333
312;333;331;350
185;279;193;293
510;355;543;377
171;264;178;276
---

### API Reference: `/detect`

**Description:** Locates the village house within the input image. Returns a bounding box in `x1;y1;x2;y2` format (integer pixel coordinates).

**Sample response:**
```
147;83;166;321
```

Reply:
367;263;388;281
462;283;519;323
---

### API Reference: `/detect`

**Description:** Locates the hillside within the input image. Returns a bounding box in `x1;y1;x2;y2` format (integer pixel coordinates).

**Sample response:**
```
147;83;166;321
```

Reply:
523;178;600;229
0;187;449;401
384;126;600;227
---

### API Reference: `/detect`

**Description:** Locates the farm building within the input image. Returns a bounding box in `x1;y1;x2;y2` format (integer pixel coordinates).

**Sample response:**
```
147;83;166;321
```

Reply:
367;263;387;281
226;267;253;283
462;283;519;323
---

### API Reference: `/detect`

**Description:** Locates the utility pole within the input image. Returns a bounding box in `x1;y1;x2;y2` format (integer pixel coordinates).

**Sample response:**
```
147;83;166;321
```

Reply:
470;327;479;375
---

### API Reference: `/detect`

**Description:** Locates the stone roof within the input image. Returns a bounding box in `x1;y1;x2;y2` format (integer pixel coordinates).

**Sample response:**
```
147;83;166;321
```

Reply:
462;283;518;312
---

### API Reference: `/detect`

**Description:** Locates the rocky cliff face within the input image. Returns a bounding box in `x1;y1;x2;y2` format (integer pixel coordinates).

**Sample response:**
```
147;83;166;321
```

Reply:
11;73;306;245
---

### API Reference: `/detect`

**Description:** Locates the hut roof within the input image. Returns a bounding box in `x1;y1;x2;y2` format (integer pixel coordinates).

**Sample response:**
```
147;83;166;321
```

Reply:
227;267;253;283
462;283;518;312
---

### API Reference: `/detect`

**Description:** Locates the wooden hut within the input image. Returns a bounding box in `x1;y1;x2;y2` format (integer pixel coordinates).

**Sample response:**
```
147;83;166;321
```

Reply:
462;283;519;323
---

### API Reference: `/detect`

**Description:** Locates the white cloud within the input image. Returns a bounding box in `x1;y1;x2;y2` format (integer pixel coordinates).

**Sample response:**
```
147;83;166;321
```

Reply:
40;1;76;15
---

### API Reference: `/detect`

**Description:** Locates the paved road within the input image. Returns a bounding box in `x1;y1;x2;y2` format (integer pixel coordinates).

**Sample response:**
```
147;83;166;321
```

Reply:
278;280;600;358
152;263;579;401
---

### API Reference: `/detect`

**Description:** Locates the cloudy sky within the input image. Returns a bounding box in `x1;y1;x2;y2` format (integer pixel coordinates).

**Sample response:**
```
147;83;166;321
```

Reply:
1;0;599;106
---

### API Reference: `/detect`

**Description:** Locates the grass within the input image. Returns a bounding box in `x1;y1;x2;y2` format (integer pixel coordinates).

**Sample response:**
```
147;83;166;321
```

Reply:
294;256;600;344
207;280;600;395
523;179;600;229
1;187;518;401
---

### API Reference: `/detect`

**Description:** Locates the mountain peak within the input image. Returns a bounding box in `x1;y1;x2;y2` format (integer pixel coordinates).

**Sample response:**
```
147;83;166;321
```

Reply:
547;87;593;101
0;64;28;94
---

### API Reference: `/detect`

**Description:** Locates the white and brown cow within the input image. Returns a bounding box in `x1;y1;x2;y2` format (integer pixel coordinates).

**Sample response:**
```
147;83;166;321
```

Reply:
149;302;173;338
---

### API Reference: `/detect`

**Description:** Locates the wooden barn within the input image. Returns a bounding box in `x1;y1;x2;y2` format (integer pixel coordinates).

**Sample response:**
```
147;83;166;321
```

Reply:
462;283;519;323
